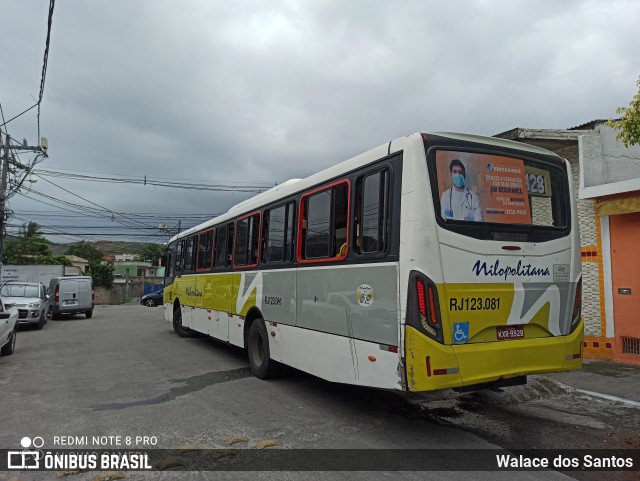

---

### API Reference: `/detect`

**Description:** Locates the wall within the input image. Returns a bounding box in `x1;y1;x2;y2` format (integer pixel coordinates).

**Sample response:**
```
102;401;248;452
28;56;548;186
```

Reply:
1;265;65;285
556;144;602;338
94;277;164;305
581;124;640;187
113;262;155;278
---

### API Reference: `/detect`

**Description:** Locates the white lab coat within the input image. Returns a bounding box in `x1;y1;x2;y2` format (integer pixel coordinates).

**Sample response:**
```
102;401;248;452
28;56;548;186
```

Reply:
440;187;483;221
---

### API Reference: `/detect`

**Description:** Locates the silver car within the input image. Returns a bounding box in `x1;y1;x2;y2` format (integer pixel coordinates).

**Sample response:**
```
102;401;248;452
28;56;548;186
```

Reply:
0;297;19;356
0;282;50;330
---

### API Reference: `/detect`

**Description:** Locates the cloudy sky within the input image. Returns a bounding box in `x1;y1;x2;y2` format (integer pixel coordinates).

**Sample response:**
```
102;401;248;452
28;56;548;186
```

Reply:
1;0;638;245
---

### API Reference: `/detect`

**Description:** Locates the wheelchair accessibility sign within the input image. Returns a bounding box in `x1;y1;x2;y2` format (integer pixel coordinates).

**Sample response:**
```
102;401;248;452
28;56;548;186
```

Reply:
453;322;469;344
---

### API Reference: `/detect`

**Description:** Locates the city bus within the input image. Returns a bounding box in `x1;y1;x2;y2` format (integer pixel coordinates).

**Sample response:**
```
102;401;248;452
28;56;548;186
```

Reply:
163;132;583;392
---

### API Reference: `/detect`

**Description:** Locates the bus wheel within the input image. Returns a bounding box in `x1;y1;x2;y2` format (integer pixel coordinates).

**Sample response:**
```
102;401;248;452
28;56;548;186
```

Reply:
248;319;280;379
173;305;196;338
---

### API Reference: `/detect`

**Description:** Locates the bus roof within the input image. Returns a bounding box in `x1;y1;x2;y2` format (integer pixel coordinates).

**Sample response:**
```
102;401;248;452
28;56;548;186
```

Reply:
169;131;562;243
432;131;560;156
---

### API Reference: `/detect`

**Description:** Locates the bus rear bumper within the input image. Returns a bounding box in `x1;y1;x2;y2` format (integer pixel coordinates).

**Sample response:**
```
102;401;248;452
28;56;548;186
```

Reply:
405;320;583;392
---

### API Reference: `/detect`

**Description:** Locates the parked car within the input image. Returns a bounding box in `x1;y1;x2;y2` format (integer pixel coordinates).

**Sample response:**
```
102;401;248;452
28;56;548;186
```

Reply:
141;289;164;307
48;276;94;319
0;281;50;330
0;298;19;356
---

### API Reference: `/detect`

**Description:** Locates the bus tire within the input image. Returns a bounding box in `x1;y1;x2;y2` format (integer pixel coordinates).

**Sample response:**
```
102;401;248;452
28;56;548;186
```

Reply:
248;318;280;379
173;305;196;338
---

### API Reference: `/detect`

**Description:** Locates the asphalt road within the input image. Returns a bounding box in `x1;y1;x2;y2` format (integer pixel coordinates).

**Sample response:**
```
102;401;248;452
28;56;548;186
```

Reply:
1;305;638;481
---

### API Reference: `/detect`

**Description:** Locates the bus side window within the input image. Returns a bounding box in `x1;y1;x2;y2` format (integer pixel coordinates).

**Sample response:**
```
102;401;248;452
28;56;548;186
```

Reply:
184;236;196;272
285;201;295;261
196;229;215;271
166;251;174;278
175;240;184;273
235;218;248;265
214;226;227;269
305;190;331;258
226;223;235;267
205;229;215;270
264;204;285;263
300;182;349;261
333;184;348;256
356;169;389;254
235;213;260;267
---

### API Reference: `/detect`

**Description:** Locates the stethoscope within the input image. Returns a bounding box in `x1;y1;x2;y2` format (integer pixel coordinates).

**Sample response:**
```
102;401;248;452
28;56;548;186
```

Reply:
446;187;474;217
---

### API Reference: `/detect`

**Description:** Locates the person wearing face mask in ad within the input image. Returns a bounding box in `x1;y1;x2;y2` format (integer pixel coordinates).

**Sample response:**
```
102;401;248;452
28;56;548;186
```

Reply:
440;159;483;222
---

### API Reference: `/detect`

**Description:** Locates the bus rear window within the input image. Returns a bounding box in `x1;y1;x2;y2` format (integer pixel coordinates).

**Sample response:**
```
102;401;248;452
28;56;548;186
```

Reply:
433;150;568;228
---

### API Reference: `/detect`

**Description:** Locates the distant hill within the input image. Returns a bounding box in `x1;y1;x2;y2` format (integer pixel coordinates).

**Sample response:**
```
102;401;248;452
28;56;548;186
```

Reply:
49;240;163;257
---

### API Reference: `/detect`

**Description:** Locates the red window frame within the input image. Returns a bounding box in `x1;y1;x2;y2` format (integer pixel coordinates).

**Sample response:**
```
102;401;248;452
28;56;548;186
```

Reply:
233;211;262;269
195;228;215;273
297;179;351;264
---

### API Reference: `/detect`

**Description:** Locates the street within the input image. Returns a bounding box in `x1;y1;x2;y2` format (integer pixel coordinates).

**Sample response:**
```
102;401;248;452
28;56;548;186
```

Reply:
1;305;638;481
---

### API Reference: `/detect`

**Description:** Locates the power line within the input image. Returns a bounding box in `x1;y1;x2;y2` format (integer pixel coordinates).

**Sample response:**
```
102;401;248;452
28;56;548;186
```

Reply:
0;103;38;129
32;173;157;229
12;215;88;243
37;0;56;143
21;184;164;233
12;210;219;219
5;224;201;231
35;167;272;186
33;168;273;192
34;232;172;237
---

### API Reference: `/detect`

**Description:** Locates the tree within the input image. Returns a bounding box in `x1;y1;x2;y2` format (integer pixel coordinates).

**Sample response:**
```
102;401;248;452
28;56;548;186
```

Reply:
608;76;640;147
21;221;42;239
90;262;114;288
140;243;165;266
65;242;104;263
2;222;70;266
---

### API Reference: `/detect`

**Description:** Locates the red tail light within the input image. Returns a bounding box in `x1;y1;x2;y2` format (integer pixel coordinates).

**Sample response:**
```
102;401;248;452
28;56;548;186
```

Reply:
416;279;427;316
428;286;437;325
55;285;59;302
409;272;443;344
92;283;95;301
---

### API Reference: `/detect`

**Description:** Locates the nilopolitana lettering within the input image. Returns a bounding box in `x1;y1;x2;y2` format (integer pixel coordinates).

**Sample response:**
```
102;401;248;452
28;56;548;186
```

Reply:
186;286;203;297
472;259;550;281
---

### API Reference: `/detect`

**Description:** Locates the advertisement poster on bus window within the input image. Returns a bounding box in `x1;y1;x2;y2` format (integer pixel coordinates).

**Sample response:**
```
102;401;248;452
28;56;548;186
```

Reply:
436;150;532;224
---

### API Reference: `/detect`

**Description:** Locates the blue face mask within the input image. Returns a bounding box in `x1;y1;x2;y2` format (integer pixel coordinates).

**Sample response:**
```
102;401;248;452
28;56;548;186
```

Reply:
452;173;465;188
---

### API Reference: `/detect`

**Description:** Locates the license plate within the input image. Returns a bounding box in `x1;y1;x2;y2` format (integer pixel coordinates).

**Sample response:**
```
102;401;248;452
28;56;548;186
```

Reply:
63;300;78;306
497;325;524;340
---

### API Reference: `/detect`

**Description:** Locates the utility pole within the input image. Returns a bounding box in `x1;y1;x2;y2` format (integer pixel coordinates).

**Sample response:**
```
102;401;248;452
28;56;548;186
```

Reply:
159;220;181;236
0;133;10;261
0;131;48;260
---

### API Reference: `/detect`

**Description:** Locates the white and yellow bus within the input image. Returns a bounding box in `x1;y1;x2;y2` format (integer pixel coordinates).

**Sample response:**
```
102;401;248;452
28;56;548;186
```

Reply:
164;132;583;392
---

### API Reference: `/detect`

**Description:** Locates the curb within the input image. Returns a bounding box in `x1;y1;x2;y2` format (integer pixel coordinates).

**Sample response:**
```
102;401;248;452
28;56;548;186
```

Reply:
543;377;640;409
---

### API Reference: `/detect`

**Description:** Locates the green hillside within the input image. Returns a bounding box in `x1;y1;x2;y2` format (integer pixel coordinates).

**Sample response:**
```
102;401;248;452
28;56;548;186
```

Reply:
49;240;164;257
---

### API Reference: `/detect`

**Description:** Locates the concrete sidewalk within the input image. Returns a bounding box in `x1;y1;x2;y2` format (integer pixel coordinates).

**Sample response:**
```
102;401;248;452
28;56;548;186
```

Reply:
544;359;640;405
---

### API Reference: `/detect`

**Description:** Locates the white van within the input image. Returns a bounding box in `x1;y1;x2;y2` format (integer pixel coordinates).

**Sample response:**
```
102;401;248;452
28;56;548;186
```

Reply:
48;276;94;319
